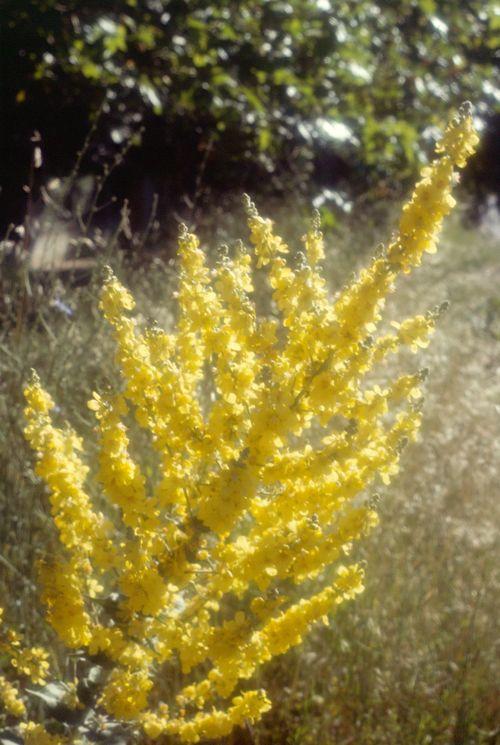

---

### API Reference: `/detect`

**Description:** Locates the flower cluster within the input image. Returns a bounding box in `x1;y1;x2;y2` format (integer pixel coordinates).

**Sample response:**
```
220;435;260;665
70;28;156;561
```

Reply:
0;607;50;720
1;107;478;742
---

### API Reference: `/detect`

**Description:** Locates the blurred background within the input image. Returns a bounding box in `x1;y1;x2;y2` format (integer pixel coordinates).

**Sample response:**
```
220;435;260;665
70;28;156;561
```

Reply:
1;1;499;743
1;0;499;242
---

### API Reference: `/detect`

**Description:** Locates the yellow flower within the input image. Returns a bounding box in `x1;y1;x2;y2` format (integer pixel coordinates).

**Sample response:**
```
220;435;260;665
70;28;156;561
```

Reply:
0;675;26;717
98;667;153;720
10;646;50;685
21;723;69;745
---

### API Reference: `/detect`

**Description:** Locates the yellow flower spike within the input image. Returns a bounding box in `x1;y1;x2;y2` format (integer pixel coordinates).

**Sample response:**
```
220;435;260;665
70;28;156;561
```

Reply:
159;690;271;743
0;612;52;691
197;564;365;702
203;246;260;465
10;645;50;685
245;193;289;268
435;101;480;168
177;223;223;364
388;104;478;274
0;675;26;717
303;209;325;267
18;108;476;742
38;559;92;648
91;390;159;534
21;723;69;745
98;667;154;720
23;375;115;578
23;369;54;415
99;267;135;319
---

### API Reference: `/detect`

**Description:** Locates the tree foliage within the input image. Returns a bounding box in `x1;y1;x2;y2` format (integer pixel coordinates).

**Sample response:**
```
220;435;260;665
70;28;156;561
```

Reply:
1;0;498;222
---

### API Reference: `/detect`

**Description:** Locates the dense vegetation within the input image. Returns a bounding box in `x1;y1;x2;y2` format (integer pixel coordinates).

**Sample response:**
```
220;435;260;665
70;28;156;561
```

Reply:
2;0;498;231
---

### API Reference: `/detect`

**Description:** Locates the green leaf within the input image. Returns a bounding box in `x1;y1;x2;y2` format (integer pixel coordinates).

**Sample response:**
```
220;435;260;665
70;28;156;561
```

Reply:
258;127;272;151
418;0;436;14
86;665;104;685
212;70;234;87
81;60;101;80
0;736;23;745
240;86;264;113
273;69;296;86
319;207;337;228
26;682;67;708
136;25;156;50
103;25;127;57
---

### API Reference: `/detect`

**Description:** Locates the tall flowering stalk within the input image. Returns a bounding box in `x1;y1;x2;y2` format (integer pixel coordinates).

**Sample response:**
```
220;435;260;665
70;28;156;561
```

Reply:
2;106;478;743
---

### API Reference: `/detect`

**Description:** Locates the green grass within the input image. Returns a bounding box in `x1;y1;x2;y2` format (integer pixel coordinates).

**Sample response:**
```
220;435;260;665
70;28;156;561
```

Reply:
1;201;498;743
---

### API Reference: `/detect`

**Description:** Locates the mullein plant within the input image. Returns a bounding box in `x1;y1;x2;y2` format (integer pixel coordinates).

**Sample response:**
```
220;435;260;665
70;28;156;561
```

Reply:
1;104;478;744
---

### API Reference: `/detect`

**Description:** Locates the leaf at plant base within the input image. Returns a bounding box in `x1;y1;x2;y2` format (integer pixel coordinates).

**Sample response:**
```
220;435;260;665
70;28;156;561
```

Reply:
26;681;68;707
